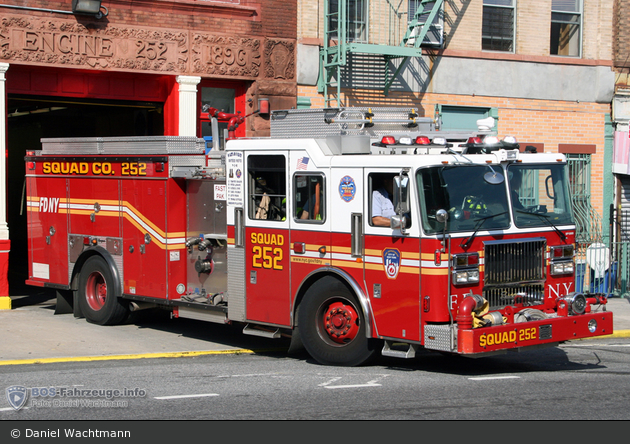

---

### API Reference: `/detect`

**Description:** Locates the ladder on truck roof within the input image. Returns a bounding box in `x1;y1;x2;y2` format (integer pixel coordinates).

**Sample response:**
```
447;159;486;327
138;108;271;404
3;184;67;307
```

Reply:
270;107;493;141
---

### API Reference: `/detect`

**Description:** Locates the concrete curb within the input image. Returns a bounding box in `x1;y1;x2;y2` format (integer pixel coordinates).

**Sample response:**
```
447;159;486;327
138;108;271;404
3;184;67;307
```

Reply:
0;349;259;367
579;329;630;340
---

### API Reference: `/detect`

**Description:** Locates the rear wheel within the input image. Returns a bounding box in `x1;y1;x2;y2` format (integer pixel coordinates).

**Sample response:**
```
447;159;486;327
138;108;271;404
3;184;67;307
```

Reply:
298;277;379;366
77;255;129;325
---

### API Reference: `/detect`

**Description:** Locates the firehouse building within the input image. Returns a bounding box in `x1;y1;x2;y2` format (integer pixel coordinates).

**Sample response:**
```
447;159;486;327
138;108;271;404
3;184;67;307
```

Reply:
0;0;297;307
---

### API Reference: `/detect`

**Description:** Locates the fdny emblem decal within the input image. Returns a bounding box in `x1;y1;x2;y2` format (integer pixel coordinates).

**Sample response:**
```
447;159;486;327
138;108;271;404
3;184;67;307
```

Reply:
383;248;401;279
339;175;356;202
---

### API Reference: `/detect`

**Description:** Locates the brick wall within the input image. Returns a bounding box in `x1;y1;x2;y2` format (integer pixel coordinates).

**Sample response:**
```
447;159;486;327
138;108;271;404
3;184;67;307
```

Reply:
614;0;630;68
516;0;551;56
443;0;482;51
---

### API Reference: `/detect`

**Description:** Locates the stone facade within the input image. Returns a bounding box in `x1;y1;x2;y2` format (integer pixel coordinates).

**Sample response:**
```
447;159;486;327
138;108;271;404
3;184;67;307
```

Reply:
0;0;299;135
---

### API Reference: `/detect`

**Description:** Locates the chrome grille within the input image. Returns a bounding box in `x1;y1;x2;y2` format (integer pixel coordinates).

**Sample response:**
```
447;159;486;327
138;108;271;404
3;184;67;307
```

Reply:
483;239;546;309
483;284;545;310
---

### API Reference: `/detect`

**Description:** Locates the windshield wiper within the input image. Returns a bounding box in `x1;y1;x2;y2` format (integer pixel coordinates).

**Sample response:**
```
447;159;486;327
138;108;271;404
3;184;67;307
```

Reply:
460;212;508;249
516;210;567;241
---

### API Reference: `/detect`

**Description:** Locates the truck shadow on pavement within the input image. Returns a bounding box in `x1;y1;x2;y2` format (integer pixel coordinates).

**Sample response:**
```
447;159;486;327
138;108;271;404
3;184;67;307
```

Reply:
374;346;607;376
7;288;609;375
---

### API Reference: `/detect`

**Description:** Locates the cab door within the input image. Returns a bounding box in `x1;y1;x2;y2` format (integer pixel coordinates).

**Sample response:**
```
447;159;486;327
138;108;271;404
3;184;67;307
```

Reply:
243;152;291;326
362;170;421;342
288;152;332;301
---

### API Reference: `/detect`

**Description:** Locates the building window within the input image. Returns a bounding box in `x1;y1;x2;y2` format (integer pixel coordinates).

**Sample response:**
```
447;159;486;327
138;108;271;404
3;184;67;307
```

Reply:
407;0;444;47
328;0;368;43
482;0;515;52
550;0;581;57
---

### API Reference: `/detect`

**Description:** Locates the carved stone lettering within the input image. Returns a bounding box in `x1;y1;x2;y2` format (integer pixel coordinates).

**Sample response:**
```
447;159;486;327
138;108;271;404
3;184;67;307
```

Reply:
0;15;188;73
0;14;297;87
192;34;261;78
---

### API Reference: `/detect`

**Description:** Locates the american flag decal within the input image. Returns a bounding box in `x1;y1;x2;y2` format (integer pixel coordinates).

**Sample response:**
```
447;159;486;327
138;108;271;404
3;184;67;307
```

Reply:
296;157;309;170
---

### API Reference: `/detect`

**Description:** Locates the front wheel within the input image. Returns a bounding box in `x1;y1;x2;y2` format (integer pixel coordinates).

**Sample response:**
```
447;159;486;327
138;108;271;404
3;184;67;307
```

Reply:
298;277;379;366
77;255;129;325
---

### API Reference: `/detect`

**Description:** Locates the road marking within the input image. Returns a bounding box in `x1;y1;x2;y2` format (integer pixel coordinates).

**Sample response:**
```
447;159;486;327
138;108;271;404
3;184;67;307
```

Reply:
154;393;220;400
319;375;388;389
324;383;382;389
564;343;630;347
468;376;521;381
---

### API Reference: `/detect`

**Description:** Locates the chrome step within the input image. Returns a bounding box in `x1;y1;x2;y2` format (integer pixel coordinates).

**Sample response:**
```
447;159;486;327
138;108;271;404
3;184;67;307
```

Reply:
243;324;281;339
381;341;419;359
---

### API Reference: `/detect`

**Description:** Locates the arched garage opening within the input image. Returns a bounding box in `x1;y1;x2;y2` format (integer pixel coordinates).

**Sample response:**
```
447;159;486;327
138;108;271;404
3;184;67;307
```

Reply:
6;66;173;292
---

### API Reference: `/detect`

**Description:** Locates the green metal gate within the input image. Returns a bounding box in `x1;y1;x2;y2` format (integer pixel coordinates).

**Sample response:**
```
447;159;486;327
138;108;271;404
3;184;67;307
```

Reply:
568;154;628;297
567;154;605;294
609;206;630;297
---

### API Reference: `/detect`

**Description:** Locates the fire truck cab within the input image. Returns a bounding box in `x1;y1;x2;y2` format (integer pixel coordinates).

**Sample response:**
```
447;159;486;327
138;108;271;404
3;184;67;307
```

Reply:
24;107;613;367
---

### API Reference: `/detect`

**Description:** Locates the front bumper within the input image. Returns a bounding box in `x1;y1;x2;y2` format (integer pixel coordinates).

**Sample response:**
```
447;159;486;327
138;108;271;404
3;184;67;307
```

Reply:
457;311;613;354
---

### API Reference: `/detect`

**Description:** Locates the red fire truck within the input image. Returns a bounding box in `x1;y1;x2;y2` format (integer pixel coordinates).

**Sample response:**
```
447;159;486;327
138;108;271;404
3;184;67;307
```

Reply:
24;107;613;366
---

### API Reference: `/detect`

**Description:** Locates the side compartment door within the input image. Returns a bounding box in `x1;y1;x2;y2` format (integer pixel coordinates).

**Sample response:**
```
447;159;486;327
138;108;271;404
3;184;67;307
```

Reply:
26;175;69;286
362;170;421;342
121;178;168;298
243;153;291;326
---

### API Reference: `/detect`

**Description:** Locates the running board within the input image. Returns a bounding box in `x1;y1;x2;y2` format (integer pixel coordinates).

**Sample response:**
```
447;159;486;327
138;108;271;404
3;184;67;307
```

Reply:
243;324;282;339
381;341;419;359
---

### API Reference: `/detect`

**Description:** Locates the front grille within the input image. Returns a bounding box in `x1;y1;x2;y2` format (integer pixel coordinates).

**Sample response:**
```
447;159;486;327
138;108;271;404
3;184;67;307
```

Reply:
483;239;546;310
483;284;545;310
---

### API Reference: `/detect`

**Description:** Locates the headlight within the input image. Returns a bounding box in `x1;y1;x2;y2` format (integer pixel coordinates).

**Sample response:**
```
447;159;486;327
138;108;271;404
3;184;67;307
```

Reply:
454;269;479;285
588;319;598;333
551;260;574;275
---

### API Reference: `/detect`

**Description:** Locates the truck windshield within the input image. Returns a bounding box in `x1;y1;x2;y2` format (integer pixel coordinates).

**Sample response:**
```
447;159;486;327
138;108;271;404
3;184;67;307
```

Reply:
417;165;511;235
508;164;573;228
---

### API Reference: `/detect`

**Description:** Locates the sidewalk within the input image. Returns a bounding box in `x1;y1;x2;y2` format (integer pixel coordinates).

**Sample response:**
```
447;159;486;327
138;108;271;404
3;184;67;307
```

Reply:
1;289;629;365
0;287;288;365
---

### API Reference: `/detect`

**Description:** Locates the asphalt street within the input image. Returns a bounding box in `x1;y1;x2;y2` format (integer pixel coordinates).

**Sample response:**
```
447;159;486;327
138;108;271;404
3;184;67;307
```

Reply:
1;285;629;365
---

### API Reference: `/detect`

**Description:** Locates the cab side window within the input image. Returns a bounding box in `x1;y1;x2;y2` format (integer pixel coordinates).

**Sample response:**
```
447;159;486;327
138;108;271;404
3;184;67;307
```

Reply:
368;172;396;227
368;172;412;228
295;174;325;223
247;155;286;221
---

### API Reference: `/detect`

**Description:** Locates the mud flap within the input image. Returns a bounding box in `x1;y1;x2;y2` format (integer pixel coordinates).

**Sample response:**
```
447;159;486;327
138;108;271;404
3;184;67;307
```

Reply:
287;326;305;354
54;289;83;318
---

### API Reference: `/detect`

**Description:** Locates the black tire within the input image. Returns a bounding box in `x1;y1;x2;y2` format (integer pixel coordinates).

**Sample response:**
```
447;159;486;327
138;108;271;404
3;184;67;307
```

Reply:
77;255;129;325
298;277;379;366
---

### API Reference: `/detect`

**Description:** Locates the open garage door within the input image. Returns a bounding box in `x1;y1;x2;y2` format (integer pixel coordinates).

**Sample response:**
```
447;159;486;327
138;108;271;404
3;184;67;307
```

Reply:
7;95;165;293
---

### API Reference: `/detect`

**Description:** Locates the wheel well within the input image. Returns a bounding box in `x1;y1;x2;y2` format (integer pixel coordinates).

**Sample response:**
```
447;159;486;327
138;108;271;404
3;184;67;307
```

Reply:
292;270;372;335
71;248;121;296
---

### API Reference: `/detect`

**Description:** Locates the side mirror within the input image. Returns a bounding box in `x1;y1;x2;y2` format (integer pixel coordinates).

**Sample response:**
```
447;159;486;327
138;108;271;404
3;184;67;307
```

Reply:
390;215;407;231
436;209;449;224
393;174;410;215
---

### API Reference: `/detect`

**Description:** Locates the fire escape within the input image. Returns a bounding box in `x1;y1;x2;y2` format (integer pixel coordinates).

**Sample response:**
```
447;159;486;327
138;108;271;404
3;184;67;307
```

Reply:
318;0;444;107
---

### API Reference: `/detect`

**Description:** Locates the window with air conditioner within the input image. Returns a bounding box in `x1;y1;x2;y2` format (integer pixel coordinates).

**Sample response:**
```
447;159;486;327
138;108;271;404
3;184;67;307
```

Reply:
550;0;582;57
407;0;444;47
482;0;515;52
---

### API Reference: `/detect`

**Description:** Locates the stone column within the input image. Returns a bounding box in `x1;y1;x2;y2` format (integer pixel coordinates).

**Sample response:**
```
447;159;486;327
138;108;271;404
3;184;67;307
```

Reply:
0;63;10;308
176;76;201;137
